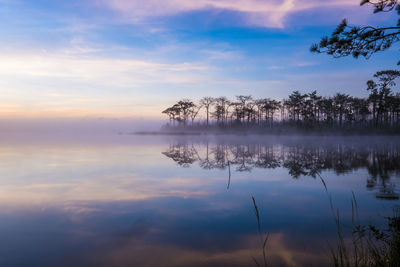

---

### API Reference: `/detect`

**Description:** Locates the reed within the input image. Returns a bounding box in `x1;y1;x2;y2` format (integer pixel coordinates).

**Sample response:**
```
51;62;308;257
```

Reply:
319;175;400;267
251;196;269;267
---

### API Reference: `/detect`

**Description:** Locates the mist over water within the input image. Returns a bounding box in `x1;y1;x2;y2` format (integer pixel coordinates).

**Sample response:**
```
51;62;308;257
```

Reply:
0;133;399;266
0;117;163;135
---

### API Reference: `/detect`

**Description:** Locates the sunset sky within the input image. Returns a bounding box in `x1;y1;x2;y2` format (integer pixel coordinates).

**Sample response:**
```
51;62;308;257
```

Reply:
0;0;397;118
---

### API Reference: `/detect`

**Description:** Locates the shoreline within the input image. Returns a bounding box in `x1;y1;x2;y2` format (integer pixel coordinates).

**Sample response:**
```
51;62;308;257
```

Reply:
132;130;400;137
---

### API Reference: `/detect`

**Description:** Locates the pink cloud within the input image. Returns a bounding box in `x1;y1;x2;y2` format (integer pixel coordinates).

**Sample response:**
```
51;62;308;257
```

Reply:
95;0;360;28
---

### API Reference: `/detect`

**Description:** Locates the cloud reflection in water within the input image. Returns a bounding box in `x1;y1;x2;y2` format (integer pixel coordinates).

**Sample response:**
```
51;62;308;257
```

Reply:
0;135;398;266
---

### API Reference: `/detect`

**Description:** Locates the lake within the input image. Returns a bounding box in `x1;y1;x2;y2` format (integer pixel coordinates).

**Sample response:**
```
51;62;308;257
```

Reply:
0;134;399;266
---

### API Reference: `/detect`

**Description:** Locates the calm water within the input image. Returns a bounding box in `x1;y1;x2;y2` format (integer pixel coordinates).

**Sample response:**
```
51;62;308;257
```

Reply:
0;134;399;267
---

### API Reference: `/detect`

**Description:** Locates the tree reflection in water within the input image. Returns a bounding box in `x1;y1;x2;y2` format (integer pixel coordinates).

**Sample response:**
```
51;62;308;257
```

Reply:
162;140;400;200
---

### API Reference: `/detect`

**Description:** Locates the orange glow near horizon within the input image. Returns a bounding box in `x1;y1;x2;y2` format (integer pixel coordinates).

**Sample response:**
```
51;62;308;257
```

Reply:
0;104;166;119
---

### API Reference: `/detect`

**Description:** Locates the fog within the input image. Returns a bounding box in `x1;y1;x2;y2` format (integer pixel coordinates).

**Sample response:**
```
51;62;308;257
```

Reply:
2;117;400;151
0;117;164;134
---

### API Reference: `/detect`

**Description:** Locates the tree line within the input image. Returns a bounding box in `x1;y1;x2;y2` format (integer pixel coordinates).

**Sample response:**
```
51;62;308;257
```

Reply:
162;70;400;130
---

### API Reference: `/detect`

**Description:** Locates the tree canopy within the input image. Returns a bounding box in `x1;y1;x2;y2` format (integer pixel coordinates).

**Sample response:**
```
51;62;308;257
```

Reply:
310;0;400;64
162;78;400;131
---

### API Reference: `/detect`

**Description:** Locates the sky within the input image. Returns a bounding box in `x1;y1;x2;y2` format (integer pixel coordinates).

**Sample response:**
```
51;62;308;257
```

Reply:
0;0;398;119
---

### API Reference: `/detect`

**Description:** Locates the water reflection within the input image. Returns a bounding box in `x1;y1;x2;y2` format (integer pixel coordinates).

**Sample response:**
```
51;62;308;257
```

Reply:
0;135;399;266
163;139;400;200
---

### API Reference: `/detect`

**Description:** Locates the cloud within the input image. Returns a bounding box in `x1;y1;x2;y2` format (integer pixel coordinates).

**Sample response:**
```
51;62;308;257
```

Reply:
0;51;211;87
0;45;218;117
90;231;329;266
293;61;319;67
268;65;284;70
96;0;359;28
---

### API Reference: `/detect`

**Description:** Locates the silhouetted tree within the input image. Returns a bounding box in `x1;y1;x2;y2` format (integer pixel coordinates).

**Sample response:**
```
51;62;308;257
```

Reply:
212;97;229;125
189;103;201;126
162;89;400;131
311;0;400;64
367;70;400;126
162;99;196;126
178;99;196;126
284;91;306;122
200;97;215;127
261;98;281;126
236;95;252;124
333;93;351;126
309;90;322;122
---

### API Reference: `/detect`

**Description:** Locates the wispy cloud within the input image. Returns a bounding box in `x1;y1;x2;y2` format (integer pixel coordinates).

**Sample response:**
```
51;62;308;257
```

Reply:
268;65;284;70
0;51;211;87
0;45;235;117
96;0;359;28
293;61;319;67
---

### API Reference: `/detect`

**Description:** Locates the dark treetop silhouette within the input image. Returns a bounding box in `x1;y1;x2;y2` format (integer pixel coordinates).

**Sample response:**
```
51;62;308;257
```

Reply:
162;82;400;133
311;0;400;65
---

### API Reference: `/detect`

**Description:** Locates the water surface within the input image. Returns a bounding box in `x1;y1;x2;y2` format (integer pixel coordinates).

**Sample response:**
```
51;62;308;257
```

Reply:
0;134;399;266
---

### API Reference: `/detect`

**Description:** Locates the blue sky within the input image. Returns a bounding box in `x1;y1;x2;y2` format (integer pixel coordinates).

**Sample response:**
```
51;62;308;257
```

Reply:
0;0;398;118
